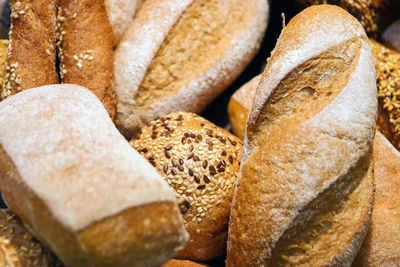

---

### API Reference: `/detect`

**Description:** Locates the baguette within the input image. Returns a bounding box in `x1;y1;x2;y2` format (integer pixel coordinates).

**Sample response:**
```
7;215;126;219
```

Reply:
0;84;188;266
0;209;62;267
114;0;269;138
57;0;116;120
353;132;400;266
382;19;400;52
1;0;58;100
227;5;377;266
105;0;145;47
131;112;242;261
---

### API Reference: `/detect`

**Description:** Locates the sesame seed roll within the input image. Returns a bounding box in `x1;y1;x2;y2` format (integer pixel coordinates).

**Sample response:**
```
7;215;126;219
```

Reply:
131;112;242;261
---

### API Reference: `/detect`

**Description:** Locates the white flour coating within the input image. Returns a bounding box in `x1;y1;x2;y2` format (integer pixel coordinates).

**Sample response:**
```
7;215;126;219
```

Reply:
143;0;269;122
382;19;400;52
105;0;139;45
0;84;175;232
114;0;193;131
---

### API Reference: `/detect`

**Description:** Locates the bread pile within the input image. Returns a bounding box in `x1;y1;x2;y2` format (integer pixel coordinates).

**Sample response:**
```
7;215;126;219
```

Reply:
0;0;398;266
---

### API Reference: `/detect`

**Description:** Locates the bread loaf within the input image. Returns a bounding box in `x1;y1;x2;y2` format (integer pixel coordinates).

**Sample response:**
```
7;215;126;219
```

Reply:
105;0;144;47
227;75;261;139
0;209;62;267
353;132;400;266
114;0;269;138
0;39;8;88
370;39;400;150
0;84;188;267
1;0;58;100
131;112;242;261
227;5;377;266
57;0;116;120
161;259;208;267
382;19;400;51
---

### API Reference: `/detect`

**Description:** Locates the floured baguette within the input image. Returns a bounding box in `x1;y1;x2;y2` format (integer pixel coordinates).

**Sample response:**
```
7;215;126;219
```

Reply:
105;0;145;47
227;5;377;266
57;0;116;120
353;132;400;266
1;0;58;100
114;0;269;138
0;84;188;267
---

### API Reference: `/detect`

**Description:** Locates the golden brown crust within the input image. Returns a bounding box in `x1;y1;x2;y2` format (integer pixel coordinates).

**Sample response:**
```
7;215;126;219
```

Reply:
227;5;376;266
353;132;400;266
58;0;115;120
161;259;208;267
228;75;260;140
370;39;400;151
295;0;378;37
0;209;61;267
131;112;242;261
1;0;58;100
0;39;8;88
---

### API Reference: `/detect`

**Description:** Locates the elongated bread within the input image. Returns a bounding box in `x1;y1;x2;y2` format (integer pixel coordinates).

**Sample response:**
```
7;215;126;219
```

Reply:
353;132;400;266
114;0;269;138
227;5;377;266
227;75;261;139
0;209;62;267
105;0;145;47
1;0;58;100
57;0;116;120
382;19;400;51
131;112;242;261
0;84;188;267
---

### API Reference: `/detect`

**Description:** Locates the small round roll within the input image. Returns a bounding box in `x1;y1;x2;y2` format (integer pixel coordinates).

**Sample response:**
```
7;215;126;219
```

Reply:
131;112;242;261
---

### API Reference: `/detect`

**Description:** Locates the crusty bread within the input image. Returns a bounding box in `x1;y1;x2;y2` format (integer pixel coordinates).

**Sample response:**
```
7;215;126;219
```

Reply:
353;132;400;266
0;84;188;266
114;0;269;138
1;0;58;100
58;0;116;120
161;259;208;267
227;75;261;140
0;39;8;88
295;0;378;37
131;112;242;261
382;19;400;51
227;5;377;266
0;209;62;267
105;0;144;47
370;39;400;150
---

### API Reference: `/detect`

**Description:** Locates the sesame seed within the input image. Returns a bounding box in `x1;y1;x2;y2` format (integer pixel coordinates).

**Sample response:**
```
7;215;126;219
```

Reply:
194;176;200;183
179;158;184;165
187;153;194;159
202;160;208;169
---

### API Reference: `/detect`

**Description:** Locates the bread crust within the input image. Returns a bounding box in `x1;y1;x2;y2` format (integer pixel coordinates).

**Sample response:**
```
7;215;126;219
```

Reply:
114;0;269;139
0;84;188;266
227;5;377;266
353;132;400;266
58;0;115;120
1;0;58;100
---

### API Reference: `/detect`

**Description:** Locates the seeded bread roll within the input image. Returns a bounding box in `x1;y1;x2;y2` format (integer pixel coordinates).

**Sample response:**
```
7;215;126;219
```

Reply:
57;0;116;120
382;19;400;51
1;0;58;100
0;84;188;267
131;112;242;261
227;5;377;266
353;132;400;266
161;259;208;267
227;75;261;140
105;0;144;47
370;39;400;151
0;209;62;267
114;0;269;138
